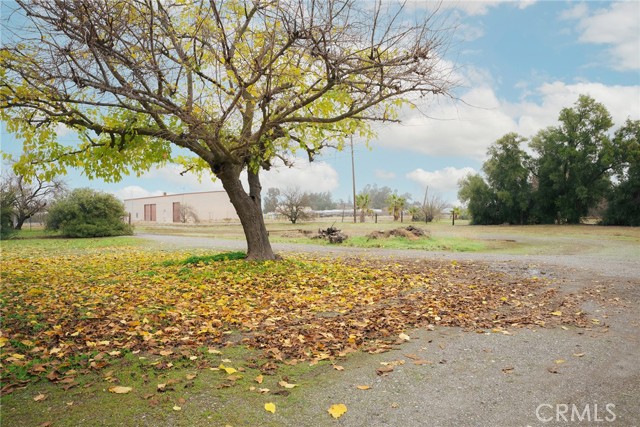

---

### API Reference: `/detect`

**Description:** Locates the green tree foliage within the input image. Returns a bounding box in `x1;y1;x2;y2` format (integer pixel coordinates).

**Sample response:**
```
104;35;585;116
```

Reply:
0;187;17;239
1;0;454;260
459;95;636;225
46;188;133;238
482;133;532;224
457;174;499;225
602;119;640;226
355;192;371;223
386;193;407;221
530;95;615;224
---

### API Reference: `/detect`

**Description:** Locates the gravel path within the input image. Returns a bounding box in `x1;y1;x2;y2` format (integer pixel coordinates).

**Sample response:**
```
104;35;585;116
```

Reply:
136;233;640;426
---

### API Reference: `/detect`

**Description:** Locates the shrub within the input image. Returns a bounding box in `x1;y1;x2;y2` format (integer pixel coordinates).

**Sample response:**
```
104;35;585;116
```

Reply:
46;188;133;238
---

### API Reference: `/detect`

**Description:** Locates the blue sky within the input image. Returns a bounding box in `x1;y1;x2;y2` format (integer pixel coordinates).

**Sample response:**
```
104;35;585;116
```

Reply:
2;0;639;206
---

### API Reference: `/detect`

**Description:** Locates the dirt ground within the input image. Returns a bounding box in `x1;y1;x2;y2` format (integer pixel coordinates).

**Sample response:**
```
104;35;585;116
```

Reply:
137;231;640;426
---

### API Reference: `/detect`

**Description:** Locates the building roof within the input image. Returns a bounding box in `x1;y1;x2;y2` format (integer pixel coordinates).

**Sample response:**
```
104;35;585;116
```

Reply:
123;190;228;201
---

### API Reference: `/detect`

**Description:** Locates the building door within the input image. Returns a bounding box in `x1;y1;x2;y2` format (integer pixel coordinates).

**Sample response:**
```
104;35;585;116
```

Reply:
173;202;181;223
144;204;156;221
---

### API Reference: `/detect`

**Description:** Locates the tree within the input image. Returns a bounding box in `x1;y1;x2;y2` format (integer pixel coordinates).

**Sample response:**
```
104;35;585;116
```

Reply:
275;186;312;224
457;174;499;225
306;191;336;211
355;192;371;223
418;186;448;223
530;95;616;224
0;187;16;239
1;171;66;229
386;193;407;221
483;133;532;224
178;203;199;223
602;119;640;226
1;1;454;260
361;184;393;209
46;188;133;237
263;188;281;214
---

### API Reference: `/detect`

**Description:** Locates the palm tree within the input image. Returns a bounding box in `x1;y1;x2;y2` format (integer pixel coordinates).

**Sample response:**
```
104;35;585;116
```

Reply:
386;194;407;221
356;193;372;223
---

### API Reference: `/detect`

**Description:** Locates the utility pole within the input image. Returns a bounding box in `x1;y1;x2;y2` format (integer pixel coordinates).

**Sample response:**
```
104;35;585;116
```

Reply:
350;136;357;223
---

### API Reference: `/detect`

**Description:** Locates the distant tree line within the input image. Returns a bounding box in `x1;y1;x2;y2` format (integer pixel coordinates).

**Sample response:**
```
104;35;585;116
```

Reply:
458;95;639;226
264;183;448;224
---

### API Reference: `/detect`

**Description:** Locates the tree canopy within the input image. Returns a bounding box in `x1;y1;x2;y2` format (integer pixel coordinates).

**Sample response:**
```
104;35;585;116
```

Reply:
1;0;455;259
459;95;639;225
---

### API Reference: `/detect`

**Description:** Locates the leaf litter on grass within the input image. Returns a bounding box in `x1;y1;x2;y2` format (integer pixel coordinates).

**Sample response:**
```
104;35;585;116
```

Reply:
1;247;592;392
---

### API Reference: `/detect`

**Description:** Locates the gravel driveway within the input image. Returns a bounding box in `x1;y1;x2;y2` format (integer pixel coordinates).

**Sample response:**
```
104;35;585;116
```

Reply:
136;233;640;426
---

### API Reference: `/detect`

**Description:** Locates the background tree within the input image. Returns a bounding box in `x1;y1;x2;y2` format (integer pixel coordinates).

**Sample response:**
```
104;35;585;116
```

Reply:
482;133;532;224
355;192;371;223
386;193;407;221
1;170;66;229
530;96;615;224
0;187;16;239
263;188;281;214
1;0;454;260
46;188;133;237
275;186;312;224
305;192;337;211
178;203;200;224
418;186;448;223
602;119;640;226
457;174;499;225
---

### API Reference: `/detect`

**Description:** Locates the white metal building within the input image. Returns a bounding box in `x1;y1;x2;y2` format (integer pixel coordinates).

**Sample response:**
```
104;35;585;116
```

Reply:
123;191;239;224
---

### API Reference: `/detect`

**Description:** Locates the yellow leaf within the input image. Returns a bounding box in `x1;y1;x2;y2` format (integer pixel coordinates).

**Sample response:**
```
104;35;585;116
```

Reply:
356;385;371;390
328;403;347;419
278;380;297;389
33;393;47;402
555;359;566;364
108;386;132;394
223;367;237;375
255;375;264;384
207;348;221;354
398;333;411;341
10;353;25;360
0;337;8;347
551;311;562;316
264;402;276;413
173;405;181;411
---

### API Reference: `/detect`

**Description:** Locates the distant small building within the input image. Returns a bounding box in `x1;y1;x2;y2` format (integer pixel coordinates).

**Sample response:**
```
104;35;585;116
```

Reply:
124;191;239;224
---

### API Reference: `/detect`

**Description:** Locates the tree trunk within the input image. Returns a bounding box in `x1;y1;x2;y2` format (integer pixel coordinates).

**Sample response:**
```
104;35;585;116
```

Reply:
218;165;276;260
13;215;27;230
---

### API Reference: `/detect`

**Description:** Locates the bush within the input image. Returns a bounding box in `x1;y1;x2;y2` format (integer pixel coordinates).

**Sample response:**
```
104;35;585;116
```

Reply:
0;189;17;240
46;188;133;238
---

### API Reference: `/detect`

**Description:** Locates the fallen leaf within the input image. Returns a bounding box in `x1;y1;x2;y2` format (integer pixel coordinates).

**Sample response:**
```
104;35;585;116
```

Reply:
328;403;347;419
255;375;264;384
413;359;432;365
108;386;132;394
356;385;371;390
264;402;276;413
185;373;197;380
573;353;585;358
551;311;562;316
278;380;297;389
172;405;181;411
502;366;514;374
33;393;47;402
208;348;222;354
398;333;411;341
547;367;560;374
555;359;566;364
376;366;394;375
333;365;344;371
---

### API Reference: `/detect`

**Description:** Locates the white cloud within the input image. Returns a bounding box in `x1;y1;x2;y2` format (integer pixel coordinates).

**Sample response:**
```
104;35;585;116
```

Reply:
407;166;477;195
374;77;639;162
261;158;339;193
564;1;640;71
375;169;396;180
415;0;536;16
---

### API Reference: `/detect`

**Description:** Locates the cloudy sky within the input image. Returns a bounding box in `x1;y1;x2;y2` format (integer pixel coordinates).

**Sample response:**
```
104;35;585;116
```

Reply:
2;0;639;206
